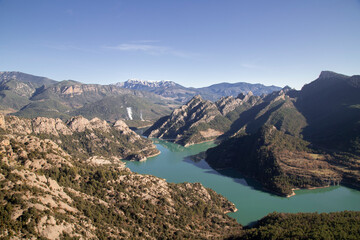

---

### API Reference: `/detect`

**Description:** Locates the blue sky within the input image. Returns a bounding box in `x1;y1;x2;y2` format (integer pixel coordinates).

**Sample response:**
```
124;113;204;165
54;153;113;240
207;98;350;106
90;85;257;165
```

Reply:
0;0;359;89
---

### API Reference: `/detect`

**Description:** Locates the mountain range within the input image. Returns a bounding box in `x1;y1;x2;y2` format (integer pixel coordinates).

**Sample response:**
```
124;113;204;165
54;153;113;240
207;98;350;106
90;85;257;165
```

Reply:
1;70;360;238
114;78;281;102
145;71;360;196
0;71;280;126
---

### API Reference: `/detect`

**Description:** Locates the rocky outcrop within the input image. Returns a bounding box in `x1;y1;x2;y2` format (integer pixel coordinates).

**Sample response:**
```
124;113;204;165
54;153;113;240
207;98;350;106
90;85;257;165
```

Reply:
0;114;159;161
32;117;72;136
145;95;226;146
67;116;110;133
216;96;243;115
145;93;261;146
0;114;5;128
205;72;360;196
0;123;242;239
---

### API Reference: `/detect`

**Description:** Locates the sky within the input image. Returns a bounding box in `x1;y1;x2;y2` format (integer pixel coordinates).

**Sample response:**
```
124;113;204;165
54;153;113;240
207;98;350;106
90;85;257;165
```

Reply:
0;0;359;89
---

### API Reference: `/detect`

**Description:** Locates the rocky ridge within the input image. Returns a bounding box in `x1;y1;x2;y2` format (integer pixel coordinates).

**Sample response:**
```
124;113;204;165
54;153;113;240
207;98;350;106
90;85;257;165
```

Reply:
145;71;360;196
0;116;242;239
0;72;175;122
145;92;260;146
205;71;360;196
1;114;159;161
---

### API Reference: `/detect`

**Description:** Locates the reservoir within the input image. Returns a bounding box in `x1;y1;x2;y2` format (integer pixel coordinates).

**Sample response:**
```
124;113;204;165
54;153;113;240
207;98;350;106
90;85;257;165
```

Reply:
126;139;360;226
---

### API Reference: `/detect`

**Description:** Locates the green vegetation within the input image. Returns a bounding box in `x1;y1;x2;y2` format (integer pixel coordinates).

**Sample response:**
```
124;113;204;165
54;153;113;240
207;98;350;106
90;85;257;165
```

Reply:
206;126;318;196
0;118;242;239
231;211;360;240
13;99;71;120
72;94;172;122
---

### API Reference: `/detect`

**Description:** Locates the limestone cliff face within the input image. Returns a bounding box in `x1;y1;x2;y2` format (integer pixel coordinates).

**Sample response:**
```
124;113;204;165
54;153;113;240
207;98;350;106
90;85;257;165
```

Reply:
216;96;243;115
145;92;260;146
145;95;223;145
0;114;159;161
32;117;72;136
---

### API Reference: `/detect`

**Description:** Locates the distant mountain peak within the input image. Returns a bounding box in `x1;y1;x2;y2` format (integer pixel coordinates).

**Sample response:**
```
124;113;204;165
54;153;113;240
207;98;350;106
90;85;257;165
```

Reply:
192;94;203;100
318;71;348;79
115;79;177;88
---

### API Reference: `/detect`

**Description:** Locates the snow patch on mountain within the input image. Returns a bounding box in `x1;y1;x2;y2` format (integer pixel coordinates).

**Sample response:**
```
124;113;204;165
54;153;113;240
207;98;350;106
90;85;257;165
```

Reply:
114;79;177;89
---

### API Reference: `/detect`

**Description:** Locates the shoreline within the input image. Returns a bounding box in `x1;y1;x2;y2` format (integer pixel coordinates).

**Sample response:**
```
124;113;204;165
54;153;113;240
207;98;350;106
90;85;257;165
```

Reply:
184;139;217;147
150;137;217;147
144;150;161;160
287;185;335;197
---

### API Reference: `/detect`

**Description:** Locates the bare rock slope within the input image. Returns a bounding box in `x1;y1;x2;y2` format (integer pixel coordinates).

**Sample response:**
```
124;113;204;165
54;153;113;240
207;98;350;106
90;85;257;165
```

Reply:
0;114;242;239
1;114;159;161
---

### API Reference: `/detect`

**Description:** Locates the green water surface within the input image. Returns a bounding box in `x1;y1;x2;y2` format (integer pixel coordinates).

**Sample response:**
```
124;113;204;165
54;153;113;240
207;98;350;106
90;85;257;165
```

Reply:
126;139;360;226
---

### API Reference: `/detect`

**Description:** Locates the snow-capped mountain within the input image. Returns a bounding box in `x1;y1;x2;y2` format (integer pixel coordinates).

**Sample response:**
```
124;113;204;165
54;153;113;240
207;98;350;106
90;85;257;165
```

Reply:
114;78;281;102
115;79;178;89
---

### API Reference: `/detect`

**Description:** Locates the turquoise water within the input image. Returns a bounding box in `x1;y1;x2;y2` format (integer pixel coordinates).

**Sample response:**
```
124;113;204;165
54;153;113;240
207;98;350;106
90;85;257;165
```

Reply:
126;139;360;226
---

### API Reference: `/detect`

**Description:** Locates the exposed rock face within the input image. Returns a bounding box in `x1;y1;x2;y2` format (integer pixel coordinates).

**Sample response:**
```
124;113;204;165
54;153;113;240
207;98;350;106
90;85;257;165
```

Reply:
216;96;243;115
0;114;5;128
67;115;91;132
145;95;225;145
113;119;136;134
0;114;159;161
32;117;72;136
66;116;110;133
0;121;242;239
145;93;261;146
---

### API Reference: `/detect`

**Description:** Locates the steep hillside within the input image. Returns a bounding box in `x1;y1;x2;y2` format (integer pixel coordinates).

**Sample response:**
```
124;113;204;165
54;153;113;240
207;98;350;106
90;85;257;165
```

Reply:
206;126;356;196
0;114;242;239
0;72;56;113
29;80;132;109
296;71;360;153
1;114;159;161
72;94;172;122
0;72;176;122
144;87;301;147
144;93;259;146
205;71;360;196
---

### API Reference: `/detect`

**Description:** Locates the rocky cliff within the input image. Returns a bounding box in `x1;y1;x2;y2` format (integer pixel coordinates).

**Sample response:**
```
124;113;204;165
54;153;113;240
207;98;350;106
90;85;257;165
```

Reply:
1;114;159;161
0;115;242;239
145;92;258;146
115;78;281;102
205;71;360;196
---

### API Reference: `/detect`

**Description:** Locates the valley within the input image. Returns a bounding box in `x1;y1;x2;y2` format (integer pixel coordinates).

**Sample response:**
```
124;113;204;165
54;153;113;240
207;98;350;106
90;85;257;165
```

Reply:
1;70;360;239
146;71;360;197
2;1;359;238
